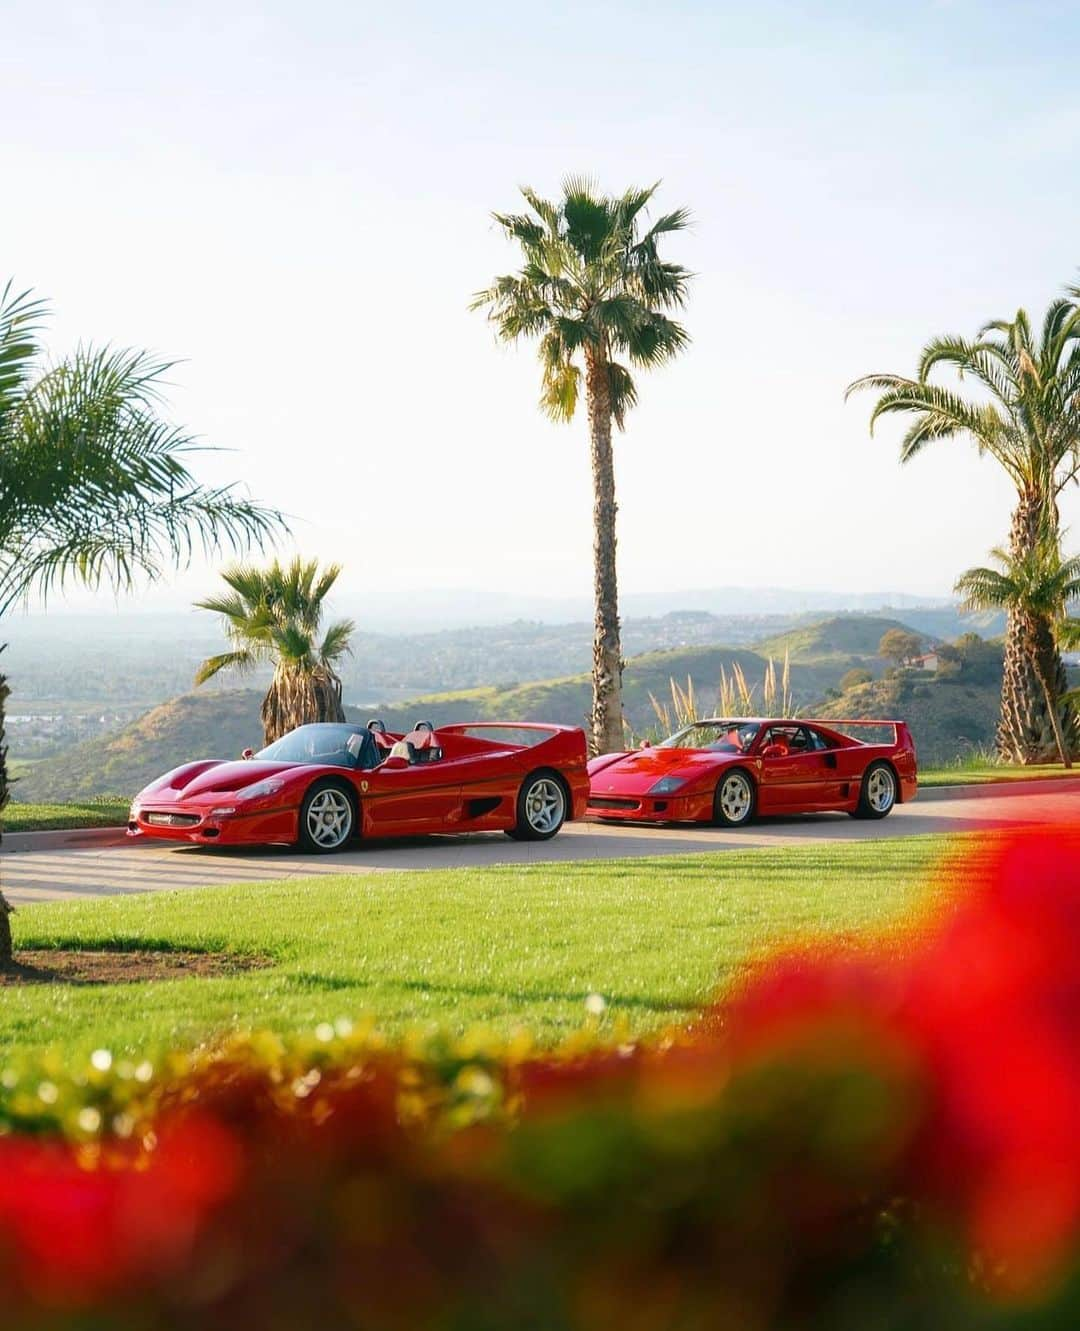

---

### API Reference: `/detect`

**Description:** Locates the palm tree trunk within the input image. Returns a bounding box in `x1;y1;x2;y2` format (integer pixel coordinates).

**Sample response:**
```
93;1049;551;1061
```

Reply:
584;347;623;756
996;492;1065;763
261;664;346;746
0;650;13;967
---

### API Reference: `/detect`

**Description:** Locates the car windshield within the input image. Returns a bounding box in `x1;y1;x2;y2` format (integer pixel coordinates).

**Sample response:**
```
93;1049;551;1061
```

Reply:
657;721;761;753
256;724;377;769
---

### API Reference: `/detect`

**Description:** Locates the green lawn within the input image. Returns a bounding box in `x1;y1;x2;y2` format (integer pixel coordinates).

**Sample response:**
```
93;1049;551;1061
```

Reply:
2;799;129;833
919;762;1075;787
2;838;958;1060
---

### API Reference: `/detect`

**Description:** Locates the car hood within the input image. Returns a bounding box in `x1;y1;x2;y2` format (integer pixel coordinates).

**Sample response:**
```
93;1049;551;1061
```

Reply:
144;760;306;802
589;747;738;795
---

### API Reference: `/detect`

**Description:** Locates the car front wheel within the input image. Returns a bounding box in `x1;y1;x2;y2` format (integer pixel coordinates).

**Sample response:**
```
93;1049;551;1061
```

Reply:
298;780;356;852
713;769;756;827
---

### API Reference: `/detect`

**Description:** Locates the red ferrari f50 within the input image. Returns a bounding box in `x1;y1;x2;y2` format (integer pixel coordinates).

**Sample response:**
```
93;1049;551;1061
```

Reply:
587;717;917;826
129;720;588;852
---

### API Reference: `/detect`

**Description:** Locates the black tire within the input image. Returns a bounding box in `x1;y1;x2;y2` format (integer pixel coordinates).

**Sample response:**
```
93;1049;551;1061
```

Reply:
851;761;898;820
297;779;357;853
505;770;568;841
713;768;756;828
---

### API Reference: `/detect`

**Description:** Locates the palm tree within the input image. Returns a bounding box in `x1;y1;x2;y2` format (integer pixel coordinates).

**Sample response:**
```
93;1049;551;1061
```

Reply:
195;558;355;744
954;542;1080;767
0;278;284;962
846;294;1080;762
472;179;692;754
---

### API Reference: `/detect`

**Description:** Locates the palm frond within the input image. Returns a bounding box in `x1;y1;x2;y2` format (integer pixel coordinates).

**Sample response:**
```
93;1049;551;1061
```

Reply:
194;650;256;685
319;618;355;664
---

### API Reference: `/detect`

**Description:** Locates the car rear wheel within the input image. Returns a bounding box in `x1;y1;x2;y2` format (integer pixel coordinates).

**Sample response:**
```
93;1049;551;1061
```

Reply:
506;771;567;841
713;769;755;827
851;761;897;820
298;780;356;853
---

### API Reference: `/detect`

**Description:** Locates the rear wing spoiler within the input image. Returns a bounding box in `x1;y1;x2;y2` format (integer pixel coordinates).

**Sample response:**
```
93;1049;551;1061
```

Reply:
808;719;914;750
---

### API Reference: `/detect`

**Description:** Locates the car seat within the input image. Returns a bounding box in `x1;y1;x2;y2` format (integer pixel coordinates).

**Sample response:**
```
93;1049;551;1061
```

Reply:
402;720;443;764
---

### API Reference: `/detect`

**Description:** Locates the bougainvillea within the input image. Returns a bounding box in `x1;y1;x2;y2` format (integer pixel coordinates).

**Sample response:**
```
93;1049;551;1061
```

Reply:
0;824;1078;1329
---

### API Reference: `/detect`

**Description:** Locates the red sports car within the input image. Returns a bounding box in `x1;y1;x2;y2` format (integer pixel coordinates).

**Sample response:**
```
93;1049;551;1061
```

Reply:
129;720;588;852
587;717;917;827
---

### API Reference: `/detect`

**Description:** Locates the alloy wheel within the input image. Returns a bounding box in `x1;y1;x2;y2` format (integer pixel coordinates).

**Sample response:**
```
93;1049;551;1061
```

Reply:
524;777;565;834
305;788;353;849
719;772;753;823
866;766;896;814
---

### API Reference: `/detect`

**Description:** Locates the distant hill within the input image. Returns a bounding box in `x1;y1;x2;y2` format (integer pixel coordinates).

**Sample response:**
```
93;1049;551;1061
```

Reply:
11;692;266;803
369;642;863;735
13;641;863;801
14;616;1016;802
750;614;925;663
810;648;1005;766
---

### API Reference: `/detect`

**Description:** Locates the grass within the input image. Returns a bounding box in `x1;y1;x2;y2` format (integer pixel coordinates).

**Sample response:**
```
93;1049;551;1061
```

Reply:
2;799;129;833
1;838;958;1060
919;762;1076;787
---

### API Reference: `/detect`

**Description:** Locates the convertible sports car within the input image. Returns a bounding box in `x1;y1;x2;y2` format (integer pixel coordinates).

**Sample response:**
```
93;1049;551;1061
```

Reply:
129;720;588;852
587;717;917;827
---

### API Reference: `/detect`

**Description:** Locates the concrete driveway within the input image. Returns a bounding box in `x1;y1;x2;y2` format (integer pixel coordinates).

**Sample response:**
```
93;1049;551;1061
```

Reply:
2;780;1077;906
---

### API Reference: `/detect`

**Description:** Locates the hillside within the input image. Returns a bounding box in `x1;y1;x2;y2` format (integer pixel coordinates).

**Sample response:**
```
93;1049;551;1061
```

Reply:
751;614;927;663
12;642;859;802
11;692;267;804
369;643;858;735
811;643;1005;765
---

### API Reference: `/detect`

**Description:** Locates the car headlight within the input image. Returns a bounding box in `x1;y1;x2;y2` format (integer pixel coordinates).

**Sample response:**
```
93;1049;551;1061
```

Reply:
238;779;284;800
209;806;238;819
648;776;688;795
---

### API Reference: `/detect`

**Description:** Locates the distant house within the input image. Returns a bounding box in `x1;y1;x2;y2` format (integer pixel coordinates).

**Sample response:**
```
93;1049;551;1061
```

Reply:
910;652;938;673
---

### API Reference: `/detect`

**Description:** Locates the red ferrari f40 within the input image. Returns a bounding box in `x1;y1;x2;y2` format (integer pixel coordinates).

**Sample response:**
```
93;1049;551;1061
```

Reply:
129;721;588;852
587;717;917;827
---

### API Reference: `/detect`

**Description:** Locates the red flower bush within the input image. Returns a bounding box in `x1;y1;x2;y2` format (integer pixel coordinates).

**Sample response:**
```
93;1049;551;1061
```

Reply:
0;824;1078;1328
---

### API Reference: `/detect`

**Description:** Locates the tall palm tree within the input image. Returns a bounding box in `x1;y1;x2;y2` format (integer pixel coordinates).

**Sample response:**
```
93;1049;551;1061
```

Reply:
954;542;1080;767
195;558;355;744
847;293;1080;762
472;179;692;754
0;279;284;962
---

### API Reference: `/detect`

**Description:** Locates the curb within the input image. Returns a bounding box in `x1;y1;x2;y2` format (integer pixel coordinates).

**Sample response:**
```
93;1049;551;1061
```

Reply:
1;826;130;854
915;777;1080;803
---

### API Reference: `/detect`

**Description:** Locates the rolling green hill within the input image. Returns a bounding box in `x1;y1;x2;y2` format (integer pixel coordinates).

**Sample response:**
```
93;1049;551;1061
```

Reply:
12;642;858;802
751;614;926;662
14;615;1000;803
11;692;267;804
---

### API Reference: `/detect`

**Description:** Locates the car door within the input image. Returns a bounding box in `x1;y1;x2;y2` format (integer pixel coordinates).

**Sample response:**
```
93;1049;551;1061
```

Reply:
360;760;462;835
755;726;834;812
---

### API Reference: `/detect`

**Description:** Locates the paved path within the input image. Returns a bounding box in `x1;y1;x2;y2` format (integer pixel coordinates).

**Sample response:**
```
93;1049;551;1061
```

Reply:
2;782;1077;907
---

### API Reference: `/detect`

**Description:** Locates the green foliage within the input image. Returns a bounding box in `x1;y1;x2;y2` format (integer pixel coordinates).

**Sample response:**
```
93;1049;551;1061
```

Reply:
1;798;130;832
847;294;1080;501
473;178;692;428
0;280;284;617
195;558;354;683
840;667;873;691
878;627;925;664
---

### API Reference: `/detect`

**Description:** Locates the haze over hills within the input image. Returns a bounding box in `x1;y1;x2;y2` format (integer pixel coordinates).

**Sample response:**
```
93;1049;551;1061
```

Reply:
11;611;1009;803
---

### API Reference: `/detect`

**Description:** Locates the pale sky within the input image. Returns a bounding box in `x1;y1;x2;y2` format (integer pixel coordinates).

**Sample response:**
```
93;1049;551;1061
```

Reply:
3;0;1079;615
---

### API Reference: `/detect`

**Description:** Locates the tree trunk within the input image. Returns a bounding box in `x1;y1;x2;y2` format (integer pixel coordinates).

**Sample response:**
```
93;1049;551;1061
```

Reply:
995;492;1074;763
0;649;13;967
261;664;346;746
584;348;623;756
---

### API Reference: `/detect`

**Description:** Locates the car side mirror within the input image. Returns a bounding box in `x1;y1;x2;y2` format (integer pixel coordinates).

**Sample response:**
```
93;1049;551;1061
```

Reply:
381;754;409;771
761;743;786;759
638;740;652;749
242;748;255;760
